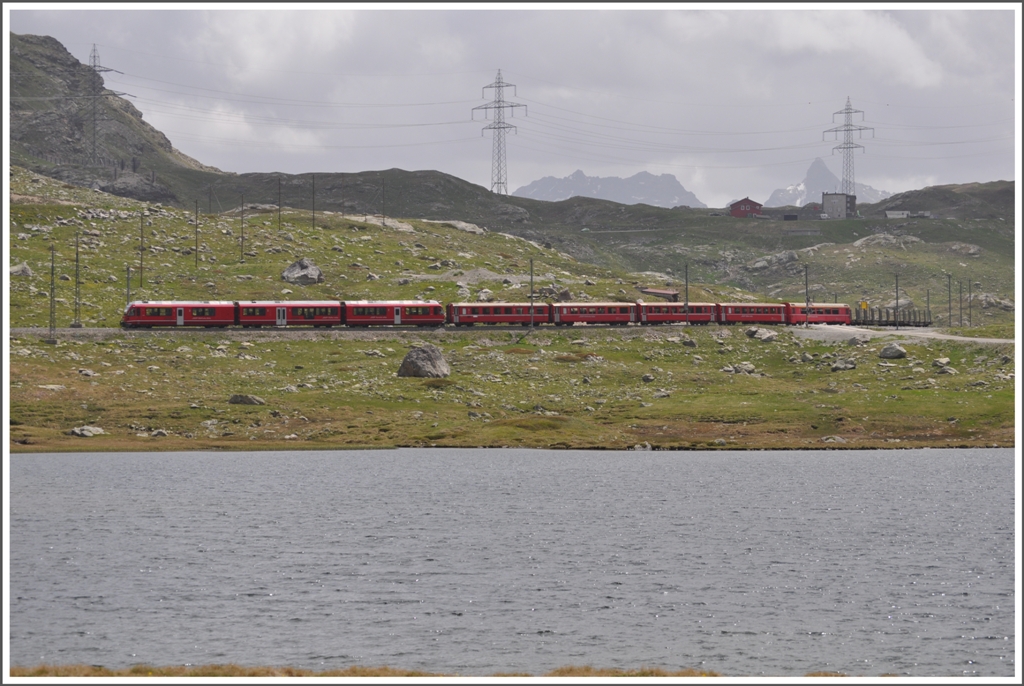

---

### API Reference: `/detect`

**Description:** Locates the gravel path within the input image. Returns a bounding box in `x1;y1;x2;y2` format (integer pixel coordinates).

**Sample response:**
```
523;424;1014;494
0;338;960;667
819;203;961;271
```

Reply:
790;323;1015;346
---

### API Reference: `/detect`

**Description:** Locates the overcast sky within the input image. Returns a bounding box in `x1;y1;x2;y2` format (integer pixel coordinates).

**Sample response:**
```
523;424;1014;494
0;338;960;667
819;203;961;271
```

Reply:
6;4;1020;207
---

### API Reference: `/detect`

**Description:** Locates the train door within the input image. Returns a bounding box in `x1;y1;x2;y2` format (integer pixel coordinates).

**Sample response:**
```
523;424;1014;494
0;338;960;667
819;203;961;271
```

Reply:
176;307;184;326
276;307;287;327
394;307;402;325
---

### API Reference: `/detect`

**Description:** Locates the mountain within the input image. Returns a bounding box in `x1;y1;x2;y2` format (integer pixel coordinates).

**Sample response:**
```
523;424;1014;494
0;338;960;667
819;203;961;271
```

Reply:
764;158;892;207
513;170;707;208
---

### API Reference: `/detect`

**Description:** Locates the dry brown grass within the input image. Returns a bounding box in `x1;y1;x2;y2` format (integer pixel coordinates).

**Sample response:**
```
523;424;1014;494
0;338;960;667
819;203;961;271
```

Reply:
9;664;451;677
8;663;908;677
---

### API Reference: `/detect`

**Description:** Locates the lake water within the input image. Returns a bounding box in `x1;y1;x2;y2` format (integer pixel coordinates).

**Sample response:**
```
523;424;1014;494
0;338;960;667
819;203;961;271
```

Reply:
7;448;1016;677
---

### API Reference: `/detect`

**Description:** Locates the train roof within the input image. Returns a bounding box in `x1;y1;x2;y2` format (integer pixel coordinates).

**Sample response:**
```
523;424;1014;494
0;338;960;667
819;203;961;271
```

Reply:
447;301;544;307
717;302;786;307
786;302;851;307
344;300;441;305
552;301;637;307
128;300;234;306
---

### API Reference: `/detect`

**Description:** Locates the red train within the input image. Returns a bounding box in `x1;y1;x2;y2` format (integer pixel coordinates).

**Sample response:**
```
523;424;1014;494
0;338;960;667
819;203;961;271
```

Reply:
121;299;852;329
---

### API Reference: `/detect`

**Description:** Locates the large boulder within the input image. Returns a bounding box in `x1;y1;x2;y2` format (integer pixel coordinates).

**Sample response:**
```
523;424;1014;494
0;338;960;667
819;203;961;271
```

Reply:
397;344;450;378
228;394;265;405
878;343;907;359
10;262;33;277
281;257;324;285
68;426;105;437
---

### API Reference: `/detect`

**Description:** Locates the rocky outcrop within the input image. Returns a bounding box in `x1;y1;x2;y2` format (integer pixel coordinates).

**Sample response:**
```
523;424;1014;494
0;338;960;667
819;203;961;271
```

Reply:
10;263;33;277
745;327;778;342
68;425;105;437
397;344;450;378
281;257;323;285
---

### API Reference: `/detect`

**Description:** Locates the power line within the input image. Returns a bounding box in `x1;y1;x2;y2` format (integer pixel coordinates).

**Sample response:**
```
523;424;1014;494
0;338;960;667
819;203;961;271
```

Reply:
823;96;873;196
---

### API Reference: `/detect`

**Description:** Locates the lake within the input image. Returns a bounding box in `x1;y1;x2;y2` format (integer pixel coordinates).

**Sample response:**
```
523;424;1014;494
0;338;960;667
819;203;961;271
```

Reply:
7;448;1016;676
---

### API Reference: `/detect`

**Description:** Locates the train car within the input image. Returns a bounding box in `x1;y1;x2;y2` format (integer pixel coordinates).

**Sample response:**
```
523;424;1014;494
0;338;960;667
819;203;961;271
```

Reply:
343;300;445;327
784;302;852;325
121;300;236;328
446;302;552;326
637;302;717;325
238;300;343;328
551;302;636;326
716;302;787;325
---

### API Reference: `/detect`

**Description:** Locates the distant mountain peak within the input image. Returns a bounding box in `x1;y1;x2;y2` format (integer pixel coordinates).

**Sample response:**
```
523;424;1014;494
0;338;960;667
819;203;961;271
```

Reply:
764;157;892;207
513;170;706;208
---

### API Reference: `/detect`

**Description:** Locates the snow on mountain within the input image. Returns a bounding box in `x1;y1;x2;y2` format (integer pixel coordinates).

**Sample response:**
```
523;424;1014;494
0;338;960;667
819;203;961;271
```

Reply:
764;158;892;207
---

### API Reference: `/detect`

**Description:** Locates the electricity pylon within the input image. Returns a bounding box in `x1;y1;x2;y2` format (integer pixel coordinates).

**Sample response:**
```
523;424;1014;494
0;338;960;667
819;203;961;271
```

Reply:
823;96;873;196
87;44;124;160
472;70;526;195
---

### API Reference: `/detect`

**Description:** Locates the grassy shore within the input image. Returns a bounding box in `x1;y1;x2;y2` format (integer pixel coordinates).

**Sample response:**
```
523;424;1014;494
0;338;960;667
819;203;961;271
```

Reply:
9;323;1014;452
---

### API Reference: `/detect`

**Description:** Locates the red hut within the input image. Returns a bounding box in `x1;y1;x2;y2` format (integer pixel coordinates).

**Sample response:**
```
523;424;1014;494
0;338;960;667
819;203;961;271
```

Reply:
728;197;763;218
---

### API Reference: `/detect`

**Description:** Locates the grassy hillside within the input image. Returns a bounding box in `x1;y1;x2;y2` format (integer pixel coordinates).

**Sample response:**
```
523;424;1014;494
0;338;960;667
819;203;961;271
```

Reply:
8;166;1015;452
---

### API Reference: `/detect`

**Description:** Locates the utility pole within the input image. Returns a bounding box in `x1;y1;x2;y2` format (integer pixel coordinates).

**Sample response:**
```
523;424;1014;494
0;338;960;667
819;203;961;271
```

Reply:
71;229;82;328
139;212;144;287
895;273;899;331
472;70;526;195
195;199;199;268
529;258;535;327
947;273;952;326
804;264;810;327
126;264;132;306
311;173;315;230
968;277;972;327
278;177;282;233
959;280;963;327
685;263;689;325
45;244;57;344
823;97;873;196
240;194;245;263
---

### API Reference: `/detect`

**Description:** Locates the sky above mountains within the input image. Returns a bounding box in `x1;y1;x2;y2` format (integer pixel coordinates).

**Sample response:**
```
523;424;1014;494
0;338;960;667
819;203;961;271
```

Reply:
6;4;1018;208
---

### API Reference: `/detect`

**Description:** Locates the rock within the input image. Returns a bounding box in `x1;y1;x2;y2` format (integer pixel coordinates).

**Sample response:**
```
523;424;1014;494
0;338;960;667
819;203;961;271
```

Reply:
476;289;493;302
10;262;34;277
932;357;950;367
748;328;778;342
228;394;266;405
734;362;756;374
847;334;871;346
937;366;958;375
878;343;907;359
821;435;847;444
641;374;655;382
632;441;652;451
68;425;105;437
78;368;99;377
681;337;697;348
397;344;451;378
281;257;324;285
150;429;168;437
830;359;857;372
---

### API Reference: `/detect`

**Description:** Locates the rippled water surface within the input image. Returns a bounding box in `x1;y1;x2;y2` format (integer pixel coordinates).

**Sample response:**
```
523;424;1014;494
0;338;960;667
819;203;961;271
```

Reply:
8;448;1016;676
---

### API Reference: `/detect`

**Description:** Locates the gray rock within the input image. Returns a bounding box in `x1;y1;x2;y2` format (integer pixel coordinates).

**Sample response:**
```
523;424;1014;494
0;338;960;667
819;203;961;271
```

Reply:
68;425;105;437
641;374;655;382
830;359;857;372
228;394;266;405
878;343;907;359
821;435;847;443
476;289;493;302
932;357;951;367
937;366;958;375
397;344;451;378
10;262;34;277
281;257;324;285
150;429;168;437
847;334;871;346
734;362;756;374
746;327;778;342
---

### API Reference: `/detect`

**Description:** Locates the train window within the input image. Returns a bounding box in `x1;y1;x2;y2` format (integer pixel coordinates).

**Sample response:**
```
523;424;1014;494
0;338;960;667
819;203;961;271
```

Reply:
145;308;172;316
128;308;138;316
191;307;215;316
242;307;266;316
352;307;386;316
404;307;431;316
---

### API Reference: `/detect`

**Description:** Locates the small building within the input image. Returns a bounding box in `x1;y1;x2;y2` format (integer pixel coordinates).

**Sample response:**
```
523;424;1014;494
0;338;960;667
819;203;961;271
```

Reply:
822;193;856;219
885;210;909;219
728;197;763;218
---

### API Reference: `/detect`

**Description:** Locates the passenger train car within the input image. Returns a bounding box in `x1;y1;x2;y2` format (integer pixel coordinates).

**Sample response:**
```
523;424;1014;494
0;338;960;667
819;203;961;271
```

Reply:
121;298;853;329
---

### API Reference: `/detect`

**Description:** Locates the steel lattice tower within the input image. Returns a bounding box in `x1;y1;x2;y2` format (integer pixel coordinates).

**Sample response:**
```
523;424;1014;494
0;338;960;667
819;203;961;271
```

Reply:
88;45;113;159
823;97;873;196
472;70;526;195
